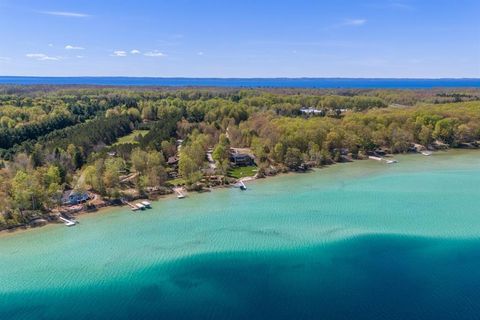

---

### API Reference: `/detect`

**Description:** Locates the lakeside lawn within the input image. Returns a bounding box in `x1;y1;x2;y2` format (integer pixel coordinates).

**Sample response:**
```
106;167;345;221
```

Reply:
228;166;257;179
113;130;149;146
166;178;187;186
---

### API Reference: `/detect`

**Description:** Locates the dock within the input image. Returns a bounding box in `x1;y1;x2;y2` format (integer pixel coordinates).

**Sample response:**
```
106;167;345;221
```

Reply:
369;156;398;164
121;199;140;211
173;187;186;199
59;216;77;227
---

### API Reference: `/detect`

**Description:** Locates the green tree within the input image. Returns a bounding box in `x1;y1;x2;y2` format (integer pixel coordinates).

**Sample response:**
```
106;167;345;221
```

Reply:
284;147;303;169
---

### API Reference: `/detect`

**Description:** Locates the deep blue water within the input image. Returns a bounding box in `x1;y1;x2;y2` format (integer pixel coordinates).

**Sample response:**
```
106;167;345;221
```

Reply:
2;236;480;320
0;76;479;88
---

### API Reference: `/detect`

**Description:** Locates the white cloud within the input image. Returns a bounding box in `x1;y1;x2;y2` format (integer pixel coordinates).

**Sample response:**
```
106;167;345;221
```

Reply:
144;51;165;57
65;45;85;50
76;55;84;59
197;51;204;56
130;49;141;54
0;56;10;62
342;19;367;26
40;11;90;18
111;50;127;57
26;53;60;61
48;43;54;47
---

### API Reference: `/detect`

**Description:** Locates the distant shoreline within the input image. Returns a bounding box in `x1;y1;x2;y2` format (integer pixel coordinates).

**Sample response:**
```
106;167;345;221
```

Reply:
1;77;480;88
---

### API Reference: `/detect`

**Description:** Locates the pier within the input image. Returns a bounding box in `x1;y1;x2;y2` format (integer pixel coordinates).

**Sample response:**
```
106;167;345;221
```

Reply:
121;199;140;211
173;187;186;199
58;216;77;227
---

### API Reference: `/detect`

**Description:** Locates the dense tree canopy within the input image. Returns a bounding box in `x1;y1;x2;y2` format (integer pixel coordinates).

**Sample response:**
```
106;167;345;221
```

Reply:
0;85;479;230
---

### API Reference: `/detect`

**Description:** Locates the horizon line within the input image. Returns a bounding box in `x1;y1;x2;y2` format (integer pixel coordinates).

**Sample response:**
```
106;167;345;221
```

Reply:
1;76;479;80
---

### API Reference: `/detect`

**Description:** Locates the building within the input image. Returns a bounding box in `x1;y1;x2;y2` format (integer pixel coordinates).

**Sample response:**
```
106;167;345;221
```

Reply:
230;153;254;166
62;191;90;206
300;108;325;116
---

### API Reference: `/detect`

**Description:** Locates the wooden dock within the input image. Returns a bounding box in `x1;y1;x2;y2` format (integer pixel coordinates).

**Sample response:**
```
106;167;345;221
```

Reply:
121;199;139;211
59;216;77;227
173;187;186;199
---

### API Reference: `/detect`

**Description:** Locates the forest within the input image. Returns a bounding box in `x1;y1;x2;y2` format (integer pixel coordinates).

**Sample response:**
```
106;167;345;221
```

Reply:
0;85;479;230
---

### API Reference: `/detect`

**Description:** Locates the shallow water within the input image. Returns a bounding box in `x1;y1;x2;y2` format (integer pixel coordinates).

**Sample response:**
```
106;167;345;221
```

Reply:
1;150;480;319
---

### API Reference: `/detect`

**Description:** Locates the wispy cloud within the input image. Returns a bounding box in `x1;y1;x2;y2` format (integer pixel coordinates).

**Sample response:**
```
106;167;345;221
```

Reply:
0;56;11;62
111;50;127;57
324;18;367;30
130;49;141;54
65;45;84;50
144;51;166;57
341;19;367;27
26;53;60;61
39;11;90;18
197;51;204;56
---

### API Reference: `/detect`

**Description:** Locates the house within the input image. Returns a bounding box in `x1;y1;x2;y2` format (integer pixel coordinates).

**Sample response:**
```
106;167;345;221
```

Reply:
62;191;90;206
300;108;325;116
230;153;254;166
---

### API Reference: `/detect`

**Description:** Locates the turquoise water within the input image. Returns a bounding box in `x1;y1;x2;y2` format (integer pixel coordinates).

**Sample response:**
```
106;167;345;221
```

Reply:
1;150;480;319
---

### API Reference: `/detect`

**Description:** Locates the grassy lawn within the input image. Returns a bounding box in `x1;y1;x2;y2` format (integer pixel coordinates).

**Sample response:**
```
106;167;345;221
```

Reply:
166;178;186;186
228;166;257;179
113;130;149;146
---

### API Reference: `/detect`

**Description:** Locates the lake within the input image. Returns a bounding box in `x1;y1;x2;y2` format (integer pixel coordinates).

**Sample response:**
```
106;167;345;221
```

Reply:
1;150;480;319
1;77;480;88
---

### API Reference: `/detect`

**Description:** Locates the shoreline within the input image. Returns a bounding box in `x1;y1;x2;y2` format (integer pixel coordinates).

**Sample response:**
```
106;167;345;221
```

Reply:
1;148;478;237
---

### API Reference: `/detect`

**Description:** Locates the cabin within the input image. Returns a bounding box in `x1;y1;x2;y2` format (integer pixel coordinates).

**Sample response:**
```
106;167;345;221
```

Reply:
230;153;254;166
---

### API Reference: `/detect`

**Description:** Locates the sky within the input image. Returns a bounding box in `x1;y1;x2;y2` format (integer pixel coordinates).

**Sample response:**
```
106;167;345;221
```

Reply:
0;0;479;78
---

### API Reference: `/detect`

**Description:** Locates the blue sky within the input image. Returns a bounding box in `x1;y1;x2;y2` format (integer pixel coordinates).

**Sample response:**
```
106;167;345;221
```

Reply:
0;0;479;77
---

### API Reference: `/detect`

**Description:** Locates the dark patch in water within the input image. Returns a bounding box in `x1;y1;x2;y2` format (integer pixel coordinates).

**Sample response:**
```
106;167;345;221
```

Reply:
135;284;163;302
3;235;480;319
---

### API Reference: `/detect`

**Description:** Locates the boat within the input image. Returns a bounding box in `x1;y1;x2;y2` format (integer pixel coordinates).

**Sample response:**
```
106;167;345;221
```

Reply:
239;181;247;191
421;151;432;156
136;203;146;210
368;156;383;161
141;201;152;208
386;159;398;164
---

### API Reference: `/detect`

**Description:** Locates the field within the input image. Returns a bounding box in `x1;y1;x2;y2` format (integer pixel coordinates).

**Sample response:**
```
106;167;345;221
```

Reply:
113;130;149;146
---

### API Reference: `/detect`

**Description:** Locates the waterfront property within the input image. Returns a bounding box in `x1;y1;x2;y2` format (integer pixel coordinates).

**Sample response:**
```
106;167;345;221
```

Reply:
62;191;90;206
230;153;254;166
